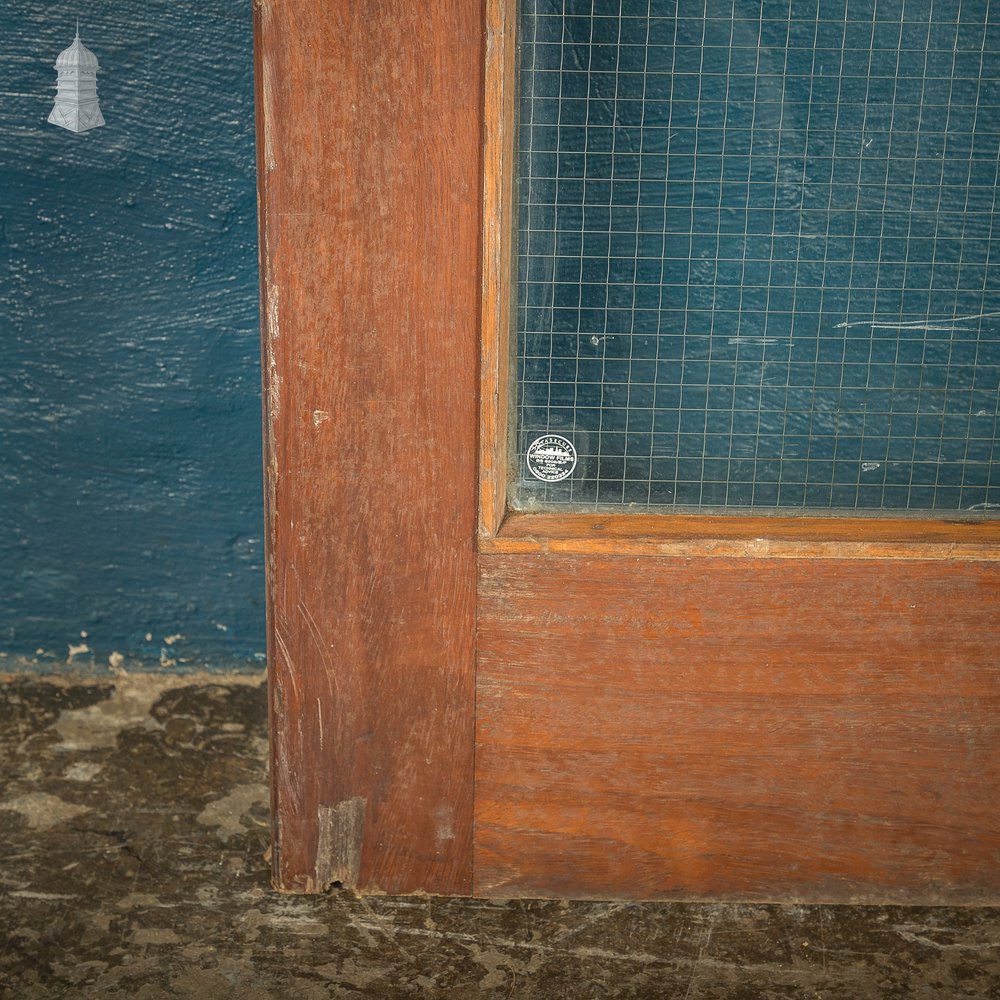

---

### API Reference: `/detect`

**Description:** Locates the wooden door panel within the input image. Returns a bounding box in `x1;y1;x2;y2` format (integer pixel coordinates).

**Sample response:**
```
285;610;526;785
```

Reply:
476;554;1000;901
257;1;1000;901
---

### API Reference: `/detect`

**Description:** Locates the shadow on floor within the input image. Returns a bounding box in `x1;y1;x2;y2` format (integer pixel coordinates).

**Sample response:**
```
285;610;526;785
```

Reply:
1;674;998;999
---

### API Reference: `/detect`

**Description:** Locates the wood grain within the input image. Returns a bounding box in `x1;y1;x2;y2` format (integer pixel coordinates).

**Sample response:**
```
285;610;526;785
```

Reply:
485;511;1000;560
255;1;482;895
476;553;1000;902
479;0;517;537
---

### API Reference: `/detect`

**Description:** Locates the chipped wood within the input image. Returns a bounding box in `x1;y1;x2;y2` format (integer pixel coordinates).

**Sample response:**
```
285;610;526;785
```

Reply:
314;798;366;892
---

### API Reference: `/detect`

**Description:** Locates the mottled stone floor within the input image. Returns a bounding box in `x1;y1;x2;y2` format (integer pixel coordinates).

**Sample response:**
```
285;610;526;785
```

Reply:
1;674;999;999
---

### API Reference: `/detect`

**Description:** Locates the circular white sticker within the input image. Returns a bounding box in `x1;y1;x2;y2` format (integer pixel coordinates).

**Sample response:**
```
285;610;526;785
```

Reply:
526;434;578;483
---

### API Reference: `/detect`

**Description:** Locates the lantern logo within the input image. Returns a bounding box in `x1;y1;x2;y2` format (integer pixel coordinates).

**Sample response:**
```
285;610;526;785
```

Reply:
48;24;105;133
526;435;578;483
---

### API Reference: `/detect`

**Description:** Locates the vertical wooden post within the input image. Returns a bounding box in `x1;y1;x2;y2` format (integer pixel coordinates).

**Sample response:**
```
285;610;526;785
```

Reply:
480;0;518;536
254;1;483;895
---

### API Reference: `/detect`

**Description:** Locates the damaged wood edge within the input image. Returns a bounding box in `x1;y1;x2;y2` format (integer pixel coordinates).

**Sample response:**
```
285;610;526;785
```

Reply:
252;0;287;893
311;797;366;894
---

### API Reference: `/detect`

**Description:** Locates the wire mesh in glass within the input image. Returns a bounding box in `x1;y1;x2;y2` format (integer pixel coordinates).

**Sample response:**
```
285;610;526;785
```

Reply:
513;0;1000;515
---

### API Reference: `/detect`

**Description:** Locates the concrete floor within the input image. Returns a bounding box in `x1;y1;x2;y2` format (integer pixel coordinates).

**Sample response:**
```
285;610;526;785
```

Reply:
1;674;998;999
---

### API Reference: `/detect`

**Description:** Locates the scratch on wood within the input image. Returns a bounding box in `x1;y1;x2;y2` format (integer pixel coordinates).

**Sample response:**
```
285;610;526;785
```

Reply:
297;600;331;673
257;2;278;175
313;797;366;892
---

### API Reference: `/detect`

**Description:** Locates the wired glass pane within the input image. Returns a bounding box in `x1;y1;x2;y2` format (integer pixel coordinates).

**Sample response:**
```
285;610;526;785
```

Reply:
513;0;1000;514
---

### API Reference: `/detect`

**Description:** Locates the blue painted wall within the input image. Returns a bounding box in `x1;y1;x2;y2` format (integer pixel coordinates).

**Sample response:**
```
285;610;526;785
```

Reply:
0;3;265;671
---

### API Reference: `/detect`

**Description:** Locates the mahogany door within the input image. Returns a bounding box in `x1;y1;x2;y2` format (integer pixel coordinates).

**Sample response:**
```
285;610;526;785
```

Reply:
255;1;1000;901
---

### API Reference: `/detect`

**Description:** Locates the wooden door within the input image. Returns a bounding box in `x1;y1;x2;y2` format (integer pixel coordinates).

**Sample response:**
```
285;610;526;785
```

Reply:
255;1;1000;901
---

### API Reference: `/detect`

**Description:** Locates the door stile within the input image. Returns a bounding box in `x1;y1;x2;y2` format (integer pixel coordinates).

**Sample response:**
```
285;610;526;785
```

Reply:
256;1;484;896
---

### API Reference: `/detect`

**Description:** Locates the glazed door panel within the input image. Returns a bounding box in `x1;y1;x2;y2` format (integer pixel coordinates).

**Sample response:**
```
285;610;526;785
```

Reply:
256;1;1000;901
473;0;1000;901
